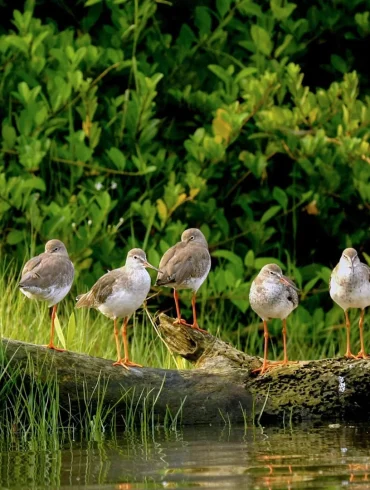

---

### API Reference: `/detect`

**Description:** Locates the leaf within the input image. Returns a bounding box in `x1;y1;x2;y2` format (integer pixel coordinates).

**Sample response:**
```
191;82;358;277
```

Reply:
363;252;370;267
22;177;46;191
303;276;320;294
54;313;66;350
156;199;167;221
273;187;288;211
230;282;250;313
212;109;232;142
270;0;296;20
85;0;102;6
260;205;281;223
244;249;255;267
318;267;332;285
208;64;230;85
275;34;293;58
177;24;197;50
250;25;273;56
107;147;126;170
216;0;231;18
175;193;187;206
31;31;50;55
237;1;262;17
6;229;25;245
235;67;258;83
18;82;30;104
195;6;212;36
331;54;348;74
66;312;76;348
2;124;17;149
231;298;250;313
212;249;244;269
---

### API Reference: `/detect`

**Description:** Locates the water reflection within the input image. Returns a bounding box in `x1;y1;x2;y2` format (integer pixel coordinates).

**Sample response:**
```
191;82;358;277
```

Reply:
1;424;370;488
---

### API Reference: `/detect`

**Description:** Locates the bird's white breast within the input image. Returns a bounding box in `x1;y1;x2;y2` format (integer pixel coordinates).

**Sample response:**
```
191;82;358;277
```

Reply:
98;270;151;319
330;267;370;310
249;280;297;320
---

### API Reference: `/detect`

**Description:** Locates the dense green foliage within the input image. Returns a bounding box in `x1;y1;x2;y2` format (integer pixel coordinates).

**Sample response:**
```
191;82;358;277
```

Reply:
1;0;370;356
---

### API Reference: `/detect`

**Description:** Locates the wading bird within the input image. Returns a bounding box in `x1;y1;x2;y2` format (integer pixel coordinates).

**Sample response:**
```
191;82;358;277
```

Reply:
249;263;299;374
155;228;211;331
330;247;370;359
19;239;74;351
76;248;159;369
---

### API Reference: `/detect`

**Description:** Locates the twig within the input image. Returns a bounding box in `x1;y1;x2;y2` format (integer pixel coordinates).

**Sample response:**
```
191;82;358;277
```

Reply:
1;149;154;176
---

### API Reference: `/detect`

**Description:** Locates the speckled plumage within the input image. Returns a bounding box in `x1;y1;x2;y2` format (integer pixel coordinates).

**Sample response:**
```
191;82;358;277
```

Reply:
156;228;211;292
76;248;159;369
19;239;74;307
330;248;370;311
76;248;153;319
330;247;370;358
249;264;298;320
155;228;211;331
249;263;299;374
19;239;74;350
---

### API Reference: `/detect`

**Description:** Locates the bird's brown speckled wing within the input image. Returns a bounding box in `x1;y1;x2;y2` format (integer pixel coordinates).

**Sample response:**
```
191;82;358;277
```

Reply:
76;269;123;308
157;244;209;286
20;253;73;290
282;274;299;308
156;241;186;285
21;253;44;276
361;262;370;281
282;274;299;291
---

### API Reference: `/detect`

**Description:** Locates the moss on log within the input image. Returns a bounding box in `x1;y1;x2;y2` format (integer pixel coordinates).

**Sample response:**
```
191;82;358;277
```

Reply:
1;313;370;425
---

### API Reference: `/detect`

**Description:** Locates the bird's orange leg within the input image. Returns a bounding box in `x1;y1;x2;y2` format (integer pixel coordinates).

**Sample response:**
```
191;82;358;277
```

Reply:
269;319;298;368
113;318;122;362
253;320;273;374
173;290;191;326
282;318;288;364
356;309;368;359
190;293;207;333
113;317;142;369
45;304;65;352
344;310;356;359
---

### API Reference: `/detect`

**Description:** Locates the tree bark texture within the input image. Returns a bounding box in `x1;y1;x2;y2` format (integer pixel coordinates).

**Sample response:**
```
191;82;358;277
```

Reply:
1;313;370;425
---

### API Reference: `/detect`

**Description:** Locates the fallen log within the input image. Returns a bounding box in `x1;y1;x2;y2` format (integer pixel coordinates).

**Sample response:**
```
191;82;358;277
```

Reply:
1;313;370;425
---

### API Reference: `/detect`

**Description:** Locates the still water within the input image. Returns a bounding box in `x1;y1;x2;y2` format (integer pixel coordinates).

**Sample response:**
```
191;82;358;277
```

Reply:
1;424;370;489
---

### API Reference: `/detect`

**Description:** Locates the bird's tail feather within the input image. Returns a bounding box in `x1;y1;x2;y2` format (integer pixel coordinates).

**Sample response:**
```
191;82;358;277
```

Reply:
75;292;93;308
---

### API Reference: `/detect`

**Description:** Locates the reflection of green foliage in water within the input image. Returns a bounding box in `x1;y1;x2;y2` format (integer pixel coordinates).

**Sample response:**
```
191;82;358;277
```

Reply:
1;424;370;488
1;1;370;361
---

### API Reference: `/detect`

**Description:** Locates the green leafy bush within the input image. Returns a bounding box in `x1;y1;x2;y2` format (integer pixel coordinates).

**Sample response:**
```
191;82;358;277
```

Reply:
1;0;370;356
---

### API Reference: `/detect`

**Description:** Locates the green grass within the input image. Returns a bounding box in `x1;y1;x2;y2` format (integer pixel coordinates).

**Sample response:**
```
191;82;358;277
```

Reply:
0;260;191;371
0;254;369;448
0;348;187;451
1;257;368;368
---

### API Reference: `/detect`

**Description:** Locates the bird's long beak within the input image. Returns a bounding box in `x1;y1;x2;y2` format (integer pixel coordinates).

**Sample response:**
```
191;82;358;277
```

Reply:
143;260;161;273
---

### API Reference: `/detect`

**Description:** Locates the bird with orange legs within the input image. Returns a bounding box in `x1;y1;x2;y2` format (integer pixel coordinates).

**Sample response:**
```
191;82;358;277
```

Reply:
249;264;299;374
19;239;74;351
76;248;160;369
330;247;370;359
155;228;211;332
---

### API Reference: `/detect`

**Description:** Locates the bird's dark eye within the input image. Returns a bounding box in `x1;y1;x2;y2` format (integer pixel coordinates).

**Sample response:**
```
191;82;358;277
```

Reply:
53;247;59;252
134;255;138;259
190;236;195;241
269;271;275;275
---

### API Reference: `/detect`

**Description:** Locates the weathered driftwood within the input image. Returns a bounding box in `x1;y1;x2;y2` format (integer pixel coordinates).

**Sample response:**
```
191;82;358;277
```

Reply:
1;313;370;425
